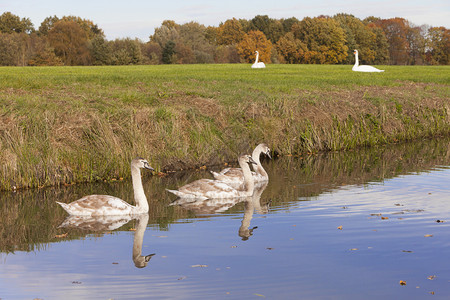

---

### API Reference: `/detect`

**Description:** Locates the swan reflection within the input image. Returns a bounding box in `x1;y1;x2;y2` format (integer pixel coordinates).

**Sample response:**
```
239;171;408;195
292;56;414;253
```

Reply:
239;182;268;240
59;213;154;268
171;181;268;240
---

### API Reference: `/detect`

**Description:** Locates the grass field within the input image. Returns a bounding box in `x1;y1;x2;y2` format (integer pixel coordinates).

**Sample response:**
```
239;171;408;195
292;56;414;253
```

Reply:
0;64;449;190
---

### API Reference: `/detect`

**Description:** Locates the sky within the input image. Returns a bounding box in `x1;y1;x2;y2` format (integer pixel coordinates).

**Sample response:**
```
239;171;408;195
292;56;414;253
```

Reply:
2;0;449;41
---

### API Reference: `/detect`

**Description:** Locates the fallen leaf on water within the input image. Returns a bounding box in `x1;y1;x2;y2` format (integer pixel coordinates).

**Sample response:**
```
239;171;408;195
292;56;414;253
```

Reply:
254;294;266;298
129;228;136;231
266;247;274;250
402;250;413;253
381;217;389;220
177;276;187;280
337;225;343;230
55;233;68;238
371;213;382;216
350;248;358;251
230;245;237;248
399;280;407;286
436;220;445;223
72;281;82;284
428;275;436;280
424;234;434;237
191;264;208;268
112;262;119;265
429;291;435;295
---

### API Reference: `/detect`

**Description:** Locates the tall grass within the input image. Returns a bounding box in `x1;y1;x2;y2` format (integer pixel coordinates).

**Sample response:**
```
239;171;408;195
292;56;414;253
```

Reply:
0;64;449;190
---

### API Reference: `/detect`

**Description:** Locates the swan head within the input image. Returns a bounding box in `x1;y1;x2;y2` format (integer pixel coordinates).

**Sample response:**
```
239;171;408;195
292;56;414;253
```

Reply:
261;143;271;159
132;157;155;171
353;49;358;55
255;51;259;54
239;154;257;166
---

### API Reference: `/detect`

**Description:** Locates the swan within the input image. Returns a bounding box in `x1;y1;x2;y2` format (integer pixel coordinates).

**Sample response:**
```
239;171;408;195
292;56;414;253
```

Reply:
211;143;271;184
251;51;266;69
166;154;256;200
56;157;154;216
352;50;384;72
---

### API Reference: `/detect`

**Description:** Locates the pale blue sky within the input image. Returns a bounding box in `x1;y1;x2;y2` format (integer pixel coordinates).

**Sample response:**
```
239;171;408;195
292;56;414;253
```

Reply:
2;0;449;40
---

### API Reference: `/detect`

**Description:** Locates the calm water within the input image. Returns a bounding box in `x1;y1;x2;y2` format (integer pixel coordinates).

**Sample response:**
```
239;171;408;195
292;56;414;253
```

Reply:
1;138;449;299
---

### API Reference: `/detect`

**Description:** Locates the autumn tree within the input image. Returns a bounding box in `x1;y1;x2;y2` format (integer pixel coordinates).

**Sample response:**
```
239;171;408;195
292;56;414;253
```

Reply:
47;20;91;65
142;41;162;64
39;15;103;39
0;12;34;34
292;17;348;64
276;32;308;63
179;22;214;63
375;18;410;65
216;18;245;45
426;27;450;65
27;33;62;66
237;30;272;63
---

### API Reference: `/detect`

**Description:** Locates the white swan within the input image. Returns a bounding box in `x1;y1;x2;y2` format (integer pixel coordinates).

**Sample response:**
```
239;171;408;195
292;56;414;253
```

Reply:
56;158;154;216
352;50;384;72
251;51;266;69
211;143;271;184
167;155;256;200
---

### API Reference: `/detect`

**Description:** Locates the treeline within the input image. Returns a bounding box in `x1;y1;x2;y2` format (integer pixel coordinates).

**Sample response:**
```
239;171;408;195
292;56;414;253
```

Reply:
0;12;448;66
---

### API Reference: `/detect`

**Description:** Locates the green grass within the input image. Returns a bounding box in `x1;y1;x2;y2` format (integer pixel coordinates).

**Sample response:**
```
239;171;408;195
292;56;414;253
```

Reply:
0;64;449;190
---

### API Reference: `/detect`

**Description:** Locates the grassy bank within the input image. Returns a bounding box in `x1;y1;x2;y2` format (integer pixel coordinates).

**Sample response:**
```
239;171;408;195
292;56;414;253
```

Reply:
0;64;449;190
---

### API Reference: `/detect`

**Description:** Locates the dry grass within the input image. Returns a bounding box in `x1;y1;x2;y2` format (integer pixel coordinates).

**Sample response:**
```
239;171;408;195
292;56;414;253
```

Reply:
0;64;448;190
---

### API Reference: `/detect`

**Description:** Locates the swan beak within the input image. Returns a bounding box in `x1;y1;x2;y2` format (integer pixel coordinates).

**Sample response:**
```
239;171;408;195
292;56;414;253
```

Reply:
144;162;155;172
266;150;272;159
145;253;156;262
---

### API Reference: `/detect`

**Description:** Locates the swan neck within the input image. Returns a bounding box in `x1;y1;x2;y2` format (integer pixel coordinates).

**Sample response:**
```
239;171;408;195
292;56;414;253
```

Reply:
255;52;259;63
252;147;268;177
133;214;149;259
241;161;255;196
354;51;359;67
131;165;149;212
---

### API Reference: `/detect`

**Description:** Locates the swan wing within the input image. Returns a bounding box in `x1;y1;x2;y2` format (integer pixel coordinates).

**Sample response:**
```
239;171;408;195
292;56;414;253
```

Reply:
57;195;133;216
168;179;244;199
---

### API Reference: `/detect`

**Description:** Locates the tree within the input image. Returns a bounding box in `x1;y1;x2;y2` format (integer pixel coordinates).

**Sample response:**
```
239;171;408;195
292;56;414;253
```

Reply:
27;34;63;66
47;20;91;65
150;22;180;48
109;38;143;65
162;40;176;64
334;13;379;64
0;12;34;34
38;16;60;36
376;18;410;65
276;32;308;63
89;35;112;65
292;17;348;64
426;27;450;65
237;30;272;63
39;16;103;39
142;41;162;64
216;18;245;45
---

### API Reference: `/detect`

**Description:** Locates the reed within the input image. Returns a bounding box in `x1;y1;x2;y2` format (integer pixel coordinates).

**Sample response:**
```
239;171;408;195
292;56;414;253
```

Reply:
0;64;448;190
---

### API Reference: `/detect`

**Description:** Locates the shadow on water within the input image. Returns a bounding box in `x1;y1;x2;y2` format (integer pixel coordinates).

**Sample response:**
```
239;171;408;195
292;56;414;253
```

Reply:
0;137;448;253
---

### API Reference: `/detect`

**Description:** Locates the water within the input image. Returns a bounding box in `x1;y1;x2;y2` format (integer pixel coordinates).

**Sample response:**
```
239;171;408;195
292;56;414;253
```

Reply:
1;138;449;299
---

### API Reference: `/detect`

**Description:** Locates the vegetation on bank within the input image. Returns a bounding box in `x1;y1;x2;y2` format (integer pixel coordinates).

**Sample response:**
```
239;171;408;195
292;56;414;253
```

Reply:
0;64;449;191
